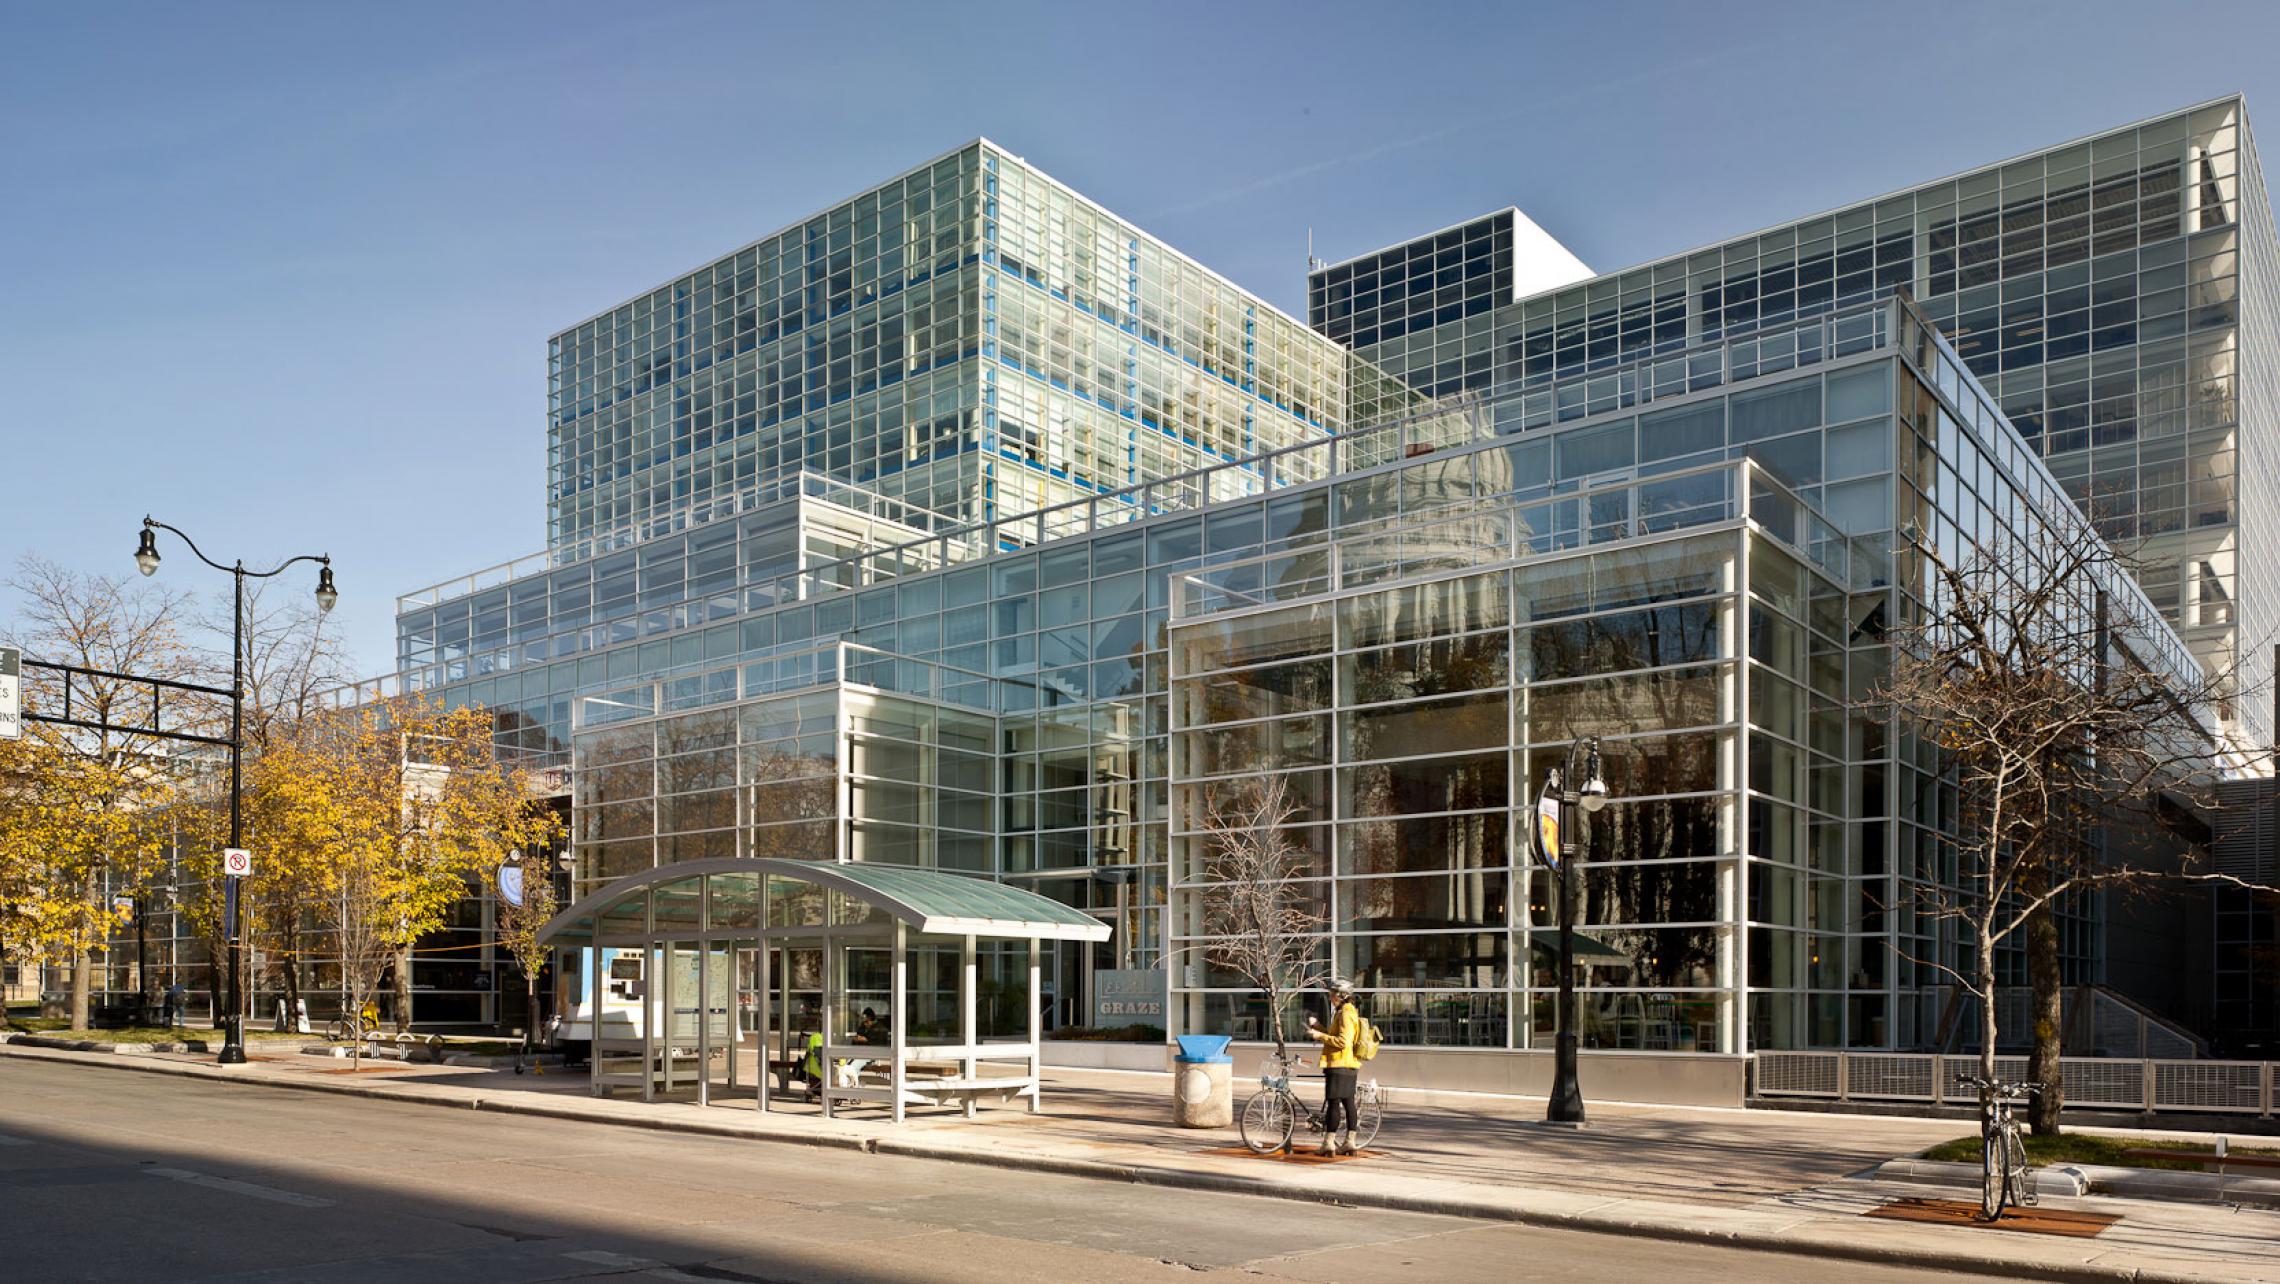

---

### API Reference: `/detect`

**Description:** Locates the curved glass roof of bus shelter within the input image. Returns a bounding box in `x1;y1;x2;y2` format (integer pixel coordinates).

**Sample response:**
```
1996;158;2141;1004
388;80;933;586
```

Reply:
535;857;1112;946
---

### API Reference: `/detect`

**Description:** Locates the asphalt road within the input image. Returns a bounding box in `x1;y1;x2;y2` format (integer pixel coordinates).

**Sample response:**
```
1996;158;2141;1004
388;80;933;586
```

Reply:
0;1057;1977;1283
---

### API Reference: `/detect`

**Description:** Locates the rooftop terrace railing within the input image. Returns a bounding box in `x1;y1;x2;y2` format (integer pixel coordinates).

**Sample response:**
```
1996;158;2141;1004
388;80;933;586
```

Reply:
397;299;1896;621
1168;456;1843;623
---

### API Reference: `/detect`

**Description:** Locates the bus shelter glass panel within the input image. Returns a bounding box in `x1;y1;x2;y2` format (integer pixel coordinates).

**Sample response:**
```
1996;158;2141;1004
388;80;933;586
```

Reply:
592;944;648;1096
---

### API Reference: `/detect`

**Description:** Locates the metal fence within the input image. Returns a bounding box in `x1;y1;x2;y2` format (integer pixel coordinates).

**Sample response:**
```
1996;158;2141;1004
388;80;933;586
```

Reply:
1754;1050;2277;1117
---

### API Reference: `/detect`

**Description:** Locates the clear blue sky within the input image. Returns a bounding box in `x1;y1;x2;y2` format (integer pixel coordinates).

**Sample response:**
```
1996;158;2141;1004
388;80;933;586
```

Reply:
6;0;2280;675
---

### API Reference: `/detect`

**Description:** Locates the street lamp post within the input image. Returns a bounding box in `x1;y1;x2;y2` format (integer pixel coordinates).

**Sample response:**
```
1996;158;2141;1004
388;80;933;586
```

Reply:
135;517;335;1065
1536;736;1609;1126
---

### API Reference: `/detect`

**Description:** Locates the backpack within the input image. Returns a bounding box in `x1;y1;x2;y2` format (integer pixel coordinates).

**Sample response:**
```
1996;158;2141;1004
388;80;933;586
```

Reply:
1353;1014;1381;1062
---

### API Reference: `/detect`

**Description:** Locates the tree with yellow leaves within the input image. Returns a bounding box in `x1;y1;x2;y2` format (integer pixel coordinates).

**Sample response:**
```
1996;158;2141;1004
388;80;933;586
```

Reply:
0;557;206;1030
261;695;562;1067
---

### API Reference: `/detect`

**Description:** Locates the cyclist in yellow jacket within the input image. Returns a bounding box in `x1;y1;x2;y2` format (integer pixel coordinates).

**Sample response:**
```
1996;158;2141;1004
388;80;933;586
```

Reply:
1304;978;1362;1154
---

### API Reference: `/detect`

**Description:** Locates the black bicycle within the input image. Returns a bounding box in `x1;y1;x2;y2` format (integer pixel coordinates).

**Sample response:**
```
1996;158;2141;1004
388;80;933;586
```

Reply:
1955;1073;2038;1220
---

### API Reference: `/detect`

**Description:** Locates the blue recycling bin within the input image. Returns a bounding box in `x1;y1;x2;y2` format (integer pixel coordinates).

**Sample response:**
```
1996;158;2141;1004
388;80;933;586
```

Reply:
1173;1034;1233;1126
1175;1034;1232;1064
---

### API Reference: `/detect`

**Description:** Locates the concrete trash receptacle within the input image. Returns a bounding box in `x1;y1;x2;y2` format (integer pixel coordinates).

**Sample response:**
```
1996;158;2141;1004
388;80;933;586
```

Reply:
1173;1034;1233;1128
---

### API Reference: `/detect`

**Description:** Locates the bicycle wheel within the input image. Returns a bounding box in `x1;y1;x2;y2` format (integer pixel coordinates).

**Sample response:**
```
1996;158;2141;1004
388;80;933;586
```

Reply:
326;1018;349;1043
1239;1089;1297;1155
2008;1126;2036;1206
1980;1133;2005;1220
1350;1091;1383;1151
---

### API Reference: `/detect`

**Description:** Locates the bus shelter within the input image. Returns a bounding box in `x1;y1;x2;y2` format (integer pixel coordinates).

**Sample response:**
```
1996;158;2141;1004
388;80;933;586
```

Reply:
536;858;1108;1122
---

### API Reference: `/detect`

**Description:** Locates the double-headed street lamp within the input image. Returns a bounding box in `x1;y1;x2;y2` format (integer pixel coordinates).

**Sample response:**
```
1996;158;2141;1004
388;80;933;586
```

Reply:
1533;735;1610;1126
135;517;335;1064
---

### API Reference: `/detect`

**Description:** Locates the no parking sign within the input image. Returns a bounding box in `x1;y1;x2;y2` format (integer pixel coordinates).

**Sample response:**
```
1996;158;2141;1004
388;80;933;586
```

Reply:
222;847;253;878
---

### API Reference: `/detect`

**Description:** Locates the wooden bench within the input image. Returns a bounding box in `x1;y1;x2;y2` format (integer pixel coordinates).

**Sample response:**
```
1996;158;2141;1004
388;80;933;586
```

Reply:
2123;1147;2280;1176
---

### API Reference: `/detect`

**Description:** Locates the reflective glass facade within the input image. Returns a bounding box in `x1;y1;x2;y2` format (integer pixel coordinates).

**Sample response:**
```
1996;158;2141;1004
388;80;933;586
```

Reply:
1321;97;2275;748
320;103;2260;1056
547;141;1357;562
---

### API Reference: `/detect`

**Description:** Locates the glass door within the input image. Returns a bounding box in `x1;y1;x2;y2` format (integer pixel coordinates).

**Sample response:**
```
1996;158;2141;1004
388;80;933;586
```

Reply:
658;940;698;1101
764;943;824;1109
699;939;737;1105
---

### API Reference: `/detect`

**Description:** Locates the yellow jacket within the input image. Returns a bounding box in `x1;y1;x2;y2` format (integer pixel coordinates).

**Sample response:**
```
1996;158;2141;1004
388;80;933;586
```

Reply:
1311;1003;1362;1070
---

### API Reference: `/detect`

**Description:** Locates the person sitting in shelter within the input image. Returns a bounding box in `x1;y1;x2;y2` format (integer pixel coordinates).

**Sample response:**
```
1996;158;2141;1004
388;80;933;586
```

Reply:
840;1007;890;1086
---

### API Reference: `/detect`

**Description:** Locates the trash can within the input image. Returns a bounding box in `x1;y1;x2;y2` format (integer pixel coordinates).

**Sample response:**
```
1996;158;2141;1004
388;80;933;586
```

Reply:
1173;1034;1233;1128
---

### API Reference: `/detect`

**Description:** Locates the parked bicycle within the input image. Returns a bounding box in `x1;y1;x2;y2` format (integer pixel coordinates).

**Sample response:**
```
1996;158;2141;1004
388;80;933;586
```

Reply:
1955;1072;2039;1220
1239;1051;1383;1155
326;1000;382;1045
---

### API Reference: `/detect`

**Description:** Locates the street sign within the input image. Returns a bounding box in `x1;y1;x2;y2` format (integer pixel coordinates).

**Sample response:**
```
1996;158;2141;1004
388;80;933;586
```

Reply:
0;646;20;741
222;847;253;878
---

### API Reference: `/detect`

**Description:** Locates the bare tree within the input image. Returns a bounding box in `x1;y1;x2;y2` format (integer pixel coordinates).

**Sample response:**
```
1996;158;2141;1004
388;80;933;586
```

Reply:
494;845;562;1069
1875;519;2268;1133
1195;775;1328;1057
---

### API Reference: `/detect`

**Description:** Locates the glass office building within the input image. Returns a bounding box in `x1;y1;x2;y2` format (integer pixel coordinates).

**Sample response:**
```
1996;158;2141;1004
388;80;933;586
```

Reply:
1316;97;2273;755
290;100;2267;1071
544;140;1365;563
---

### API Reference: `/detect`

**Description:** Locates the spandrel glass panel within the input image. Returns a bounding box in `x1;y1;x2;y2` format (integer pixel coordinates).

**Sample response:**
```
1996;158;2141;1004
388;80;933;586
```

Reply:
1639;401;1725;463
1519;601;1720;682
1343;690;1509;759
1341;932;1508;989
1341;873;1510;932
1338;811;1508;877
1340;749;1508;817
1729;376;1823;443
1337;573;1506;648
1182;657;1333;721
1174;603;1332;674
1345;632;1509;703
1181;714;1331;776
1517;665;1723;743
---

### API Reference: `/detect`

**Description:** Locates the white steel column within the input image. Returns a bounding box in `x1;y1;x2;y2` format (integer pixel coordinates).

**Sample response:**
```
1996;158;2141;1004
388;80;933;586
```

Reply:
960;934;978;1119
890;922;908;1124
757;935;773;1113
1027;937;1042;1114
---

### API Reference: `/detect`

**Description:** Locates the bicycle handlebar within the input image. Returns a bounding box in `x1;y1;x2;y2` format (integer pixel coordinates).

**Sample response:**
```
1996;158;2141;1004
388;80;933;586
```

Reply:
1953;1072;2039;1097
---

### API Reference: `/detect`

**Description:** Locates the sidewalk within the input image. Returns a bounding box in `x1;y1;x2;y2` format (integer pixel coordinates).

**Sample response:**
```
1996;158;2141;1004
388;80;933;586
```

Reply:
6;1037;2277;1283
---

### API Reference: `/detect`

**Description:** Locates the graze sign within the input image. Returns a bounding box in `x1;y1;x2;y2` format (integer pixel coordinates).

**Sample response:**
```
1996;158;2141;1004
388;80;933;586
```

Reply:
1092;968;1166;1029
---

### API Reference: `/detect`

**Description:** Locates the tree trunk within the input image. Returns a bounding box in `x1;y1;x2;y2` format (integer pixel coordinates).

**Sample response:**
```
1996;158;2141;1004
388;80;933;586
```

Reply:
1977;930;1998;1083
279;923;303;1033
69;946;92;1033
392;946;413;1034
2024;882;2065;1135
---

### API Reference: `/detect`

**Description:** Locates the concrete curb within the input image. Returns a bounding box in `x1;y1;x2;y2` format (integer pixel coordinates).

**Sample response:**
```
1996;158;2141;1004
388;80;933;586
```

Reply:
1875;1157;2092;1197
2;1032;218;1055
0;1043;2249;1284
1876;1156;2280;1208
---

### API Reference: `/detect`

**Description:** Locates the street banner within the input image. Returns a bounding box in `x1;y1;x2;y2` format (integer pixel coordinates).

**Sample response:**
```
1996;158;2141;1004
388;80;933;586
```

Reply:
497;861;525;908
0;646;19;741
1533;790;1562;870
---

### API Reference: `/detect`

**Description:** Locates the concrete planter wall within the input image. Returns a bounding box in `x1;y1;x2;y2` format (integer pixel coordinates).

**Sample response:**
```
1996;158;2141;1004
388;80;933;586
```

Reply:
1041;1041;1170;1073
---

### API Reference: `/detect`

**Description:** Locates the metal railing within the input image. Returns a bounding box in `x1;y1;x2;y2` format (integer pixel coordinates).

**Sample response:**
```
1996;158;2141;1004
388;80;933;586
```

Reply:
1168;456;1848;622
1754;1050;2276;1117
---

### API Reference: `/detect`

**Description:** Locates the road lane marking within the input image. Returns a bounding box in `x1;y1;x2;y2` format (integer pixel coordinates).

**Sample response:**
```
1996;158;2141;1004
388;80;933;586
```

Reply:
143;1166;333;1208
